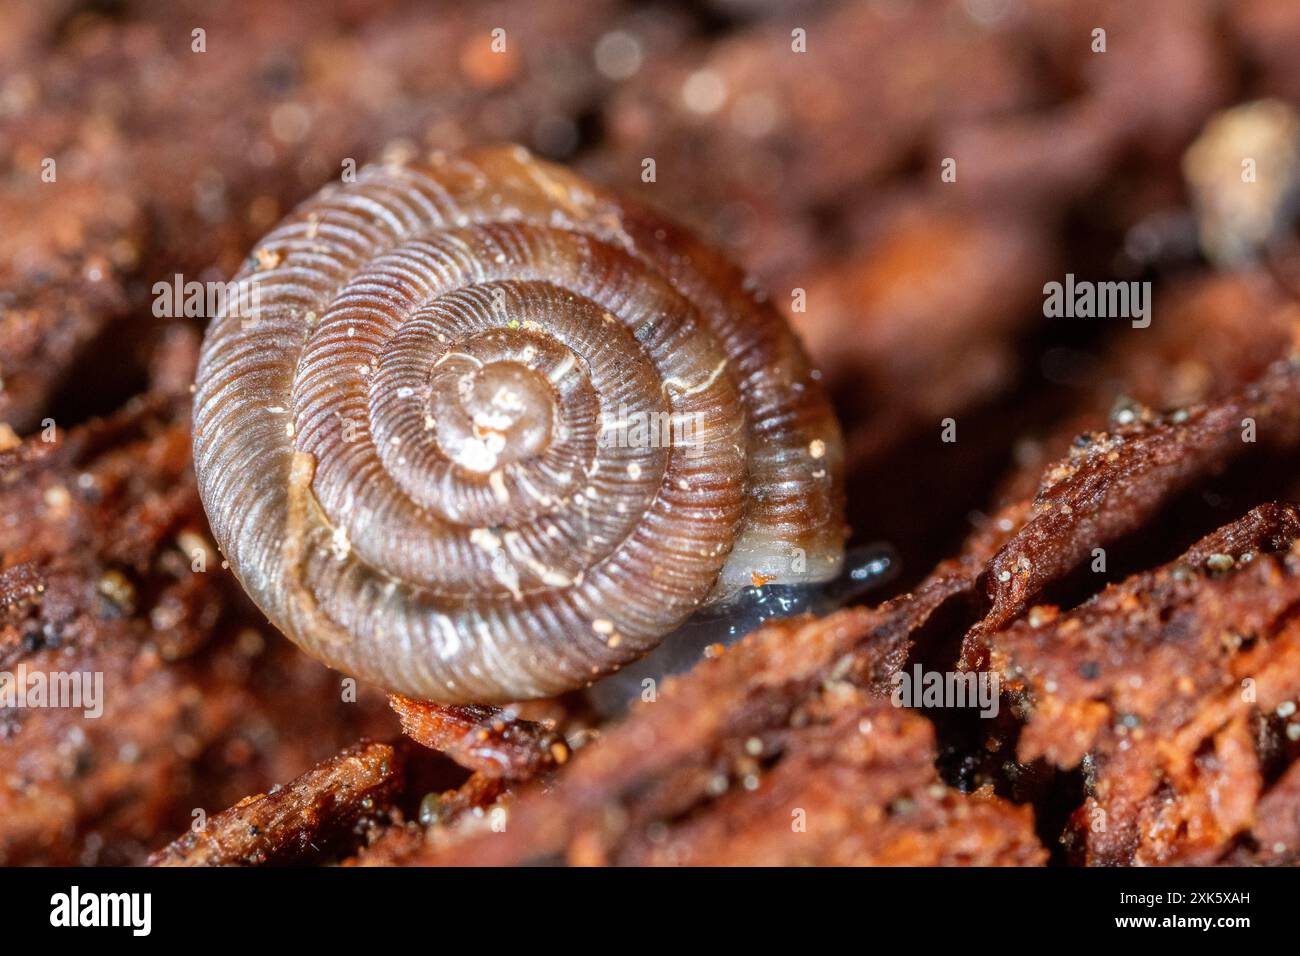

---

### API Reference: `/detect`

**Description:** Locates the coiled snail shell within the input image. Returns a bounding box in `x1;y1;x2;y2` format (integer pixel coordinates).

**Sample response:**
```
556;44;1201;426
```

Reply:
192;145;844;704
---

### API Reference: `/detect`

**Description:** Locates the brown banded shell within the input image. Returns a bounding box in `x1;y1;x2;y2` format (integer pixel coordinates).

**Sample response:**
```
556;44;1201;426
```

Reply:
192;145;844;703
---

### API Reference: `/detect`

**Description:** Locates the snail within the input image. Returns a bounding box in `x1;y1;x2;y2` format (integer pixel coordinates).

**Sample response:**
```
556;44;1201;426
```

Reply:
193;145;892;708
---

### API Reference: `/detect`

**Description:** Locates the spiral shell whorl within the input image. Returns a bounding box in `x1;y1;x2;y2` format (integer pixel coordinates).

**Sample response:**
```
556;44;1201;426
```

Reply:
193;146;843;703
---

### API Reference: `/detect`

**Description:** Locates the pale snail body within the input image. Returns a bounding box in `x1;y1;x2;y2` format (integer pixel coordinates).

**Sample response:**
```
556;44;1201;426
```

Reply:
193;145;846;704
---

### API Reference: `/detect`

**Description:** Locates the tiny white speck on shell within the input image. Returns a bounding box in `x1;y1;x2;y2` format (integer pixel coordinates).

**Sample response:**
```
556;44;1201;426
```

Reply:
330;526;351;561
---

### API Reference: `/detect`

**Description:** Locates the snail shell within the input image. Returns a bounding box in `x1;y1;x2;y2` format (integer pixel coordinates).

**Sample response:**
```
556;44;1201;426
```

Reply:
193;145;844;703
